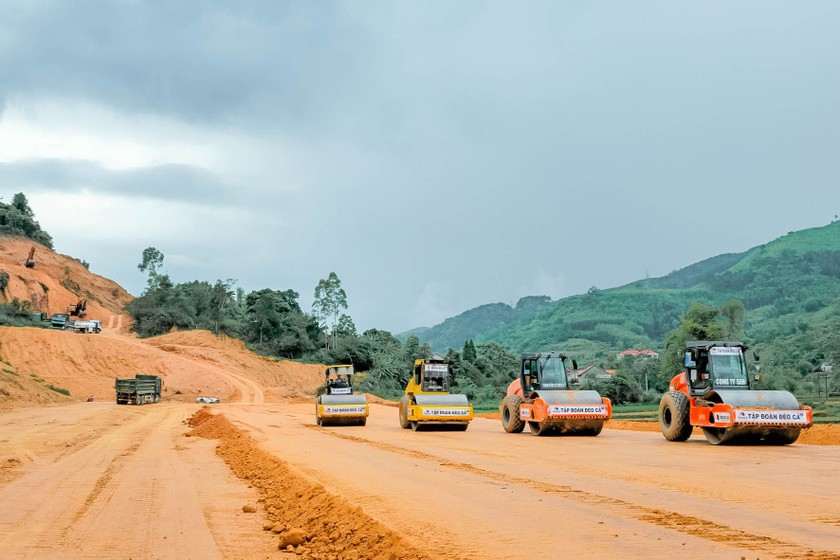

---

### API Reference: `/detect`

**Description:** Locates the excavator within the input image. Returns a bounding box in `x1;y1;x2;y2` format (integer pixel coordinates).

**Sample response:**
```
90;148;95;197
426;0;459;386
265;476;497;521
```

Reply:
398;356;473;431
315;365;368;426
500;352;612;436
24;247;36;268
67;298;87;318
659;341;813;445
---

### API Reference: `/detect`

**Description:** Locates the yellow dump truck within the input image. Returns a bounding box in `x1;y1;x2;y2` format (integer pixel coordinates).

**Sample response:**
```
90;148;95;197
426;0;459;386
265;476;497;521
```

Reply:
398;357;473;431
315;365;369;426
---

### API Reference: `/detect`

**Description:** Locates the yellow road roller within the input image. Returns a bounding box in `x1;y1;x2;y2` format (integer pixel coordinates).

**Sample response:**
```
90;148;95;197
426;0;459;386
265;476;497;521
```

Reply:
398;356;473;431
315;364;369;426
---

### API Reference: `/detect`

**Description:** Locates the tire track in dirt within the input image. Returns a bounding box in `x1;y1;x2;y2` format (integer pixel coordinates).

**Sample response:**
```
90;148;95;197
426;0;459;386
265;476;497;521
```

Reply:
307;425;840;560
0;408;169;554
70;441;142;524
215;367;264;404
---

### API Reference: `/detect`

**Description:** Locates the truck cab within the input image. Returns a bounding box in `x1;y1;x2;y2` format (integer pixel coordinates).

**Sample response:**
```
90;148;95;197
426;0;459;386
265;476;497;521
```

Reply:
50;313;70;329
683;341;750;395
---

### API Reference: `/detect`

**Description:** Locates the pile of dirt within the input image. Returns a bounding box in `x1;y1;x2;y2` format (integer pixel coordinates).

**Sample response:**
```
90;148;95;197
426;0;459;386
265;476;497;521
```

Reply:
145;331;324;399
605;420;840;445
798;424;840;445
189;410;432;560
0;326;323;408
0;361;72;410
0;236;133;328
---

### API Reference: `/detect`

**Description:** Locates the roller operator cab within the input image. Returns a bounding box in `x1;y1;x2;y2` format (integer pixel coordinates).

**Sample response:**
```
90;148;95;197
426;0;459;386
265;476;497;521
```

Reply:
659;341;813;445
398;357;473;431
500;352;612;436
315;365;369;426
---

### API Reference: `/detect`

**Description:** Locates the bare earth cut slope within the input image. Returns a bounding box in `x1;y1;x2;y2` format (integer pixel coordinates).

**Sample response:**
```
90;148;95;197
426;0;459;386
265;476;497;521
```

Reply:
0;236;132;329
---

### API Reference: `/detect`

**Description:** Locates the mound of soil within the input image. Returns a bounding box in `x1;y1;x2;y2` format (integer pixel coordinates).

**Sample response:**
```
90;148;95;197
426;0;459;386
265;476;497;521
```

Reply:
189;410;431;560
0;327;323;408
0;362;72;409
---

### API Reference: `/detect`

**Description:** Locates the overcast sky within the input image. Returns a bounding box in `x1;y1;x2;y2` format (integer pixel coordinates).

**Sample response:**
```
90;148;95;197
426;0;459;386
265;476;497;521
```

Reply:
1;1;839;333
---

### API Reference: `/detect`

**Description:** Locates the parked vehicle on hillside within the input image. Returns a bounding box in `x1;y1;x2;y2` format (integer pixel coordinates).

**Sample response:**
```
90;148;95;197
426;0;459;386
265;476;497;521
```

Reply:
72;320;102;334
50;313;70;329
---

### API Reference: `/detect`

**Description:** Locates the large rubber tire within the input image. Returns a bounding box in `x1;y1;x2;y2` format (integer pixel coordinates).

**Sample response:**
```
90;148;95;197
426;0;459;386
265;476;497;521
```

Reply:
134;395;142;406
659;391;692;441
398;396;412;429
501;395;525;433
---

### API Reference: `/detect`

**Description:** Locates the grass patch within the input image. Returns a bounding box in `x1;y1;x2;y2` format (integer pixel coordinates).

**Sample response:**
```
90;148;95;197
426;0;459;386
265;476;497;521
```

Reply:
612;403;659;421
473;404;500;413
2;368;17;375
47;384;70;396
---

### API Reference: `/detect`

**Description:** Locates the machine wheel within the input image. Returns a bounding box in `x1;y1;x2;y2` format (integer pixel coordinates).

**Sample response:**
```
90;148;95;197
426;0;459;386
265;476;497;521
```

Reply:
702;427;736;445
575;421;604;436
528;421;552;436
659;391;692;441
762;427;801;445
703;426;801;446
501;395;525;433
398;396;412;429
134;395;142;406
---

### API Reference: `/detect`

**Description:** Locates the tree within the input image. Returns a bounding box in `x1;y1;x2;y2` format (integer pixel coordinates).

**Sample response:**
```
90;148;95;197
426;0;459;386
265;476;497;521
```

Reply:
661;303;724;383
312;272;348;350
403;335;420;363
719;299;745;340
463;339;477;363
209;279;236;334
335;314;357;338
11;193;33;217
138;247;166;292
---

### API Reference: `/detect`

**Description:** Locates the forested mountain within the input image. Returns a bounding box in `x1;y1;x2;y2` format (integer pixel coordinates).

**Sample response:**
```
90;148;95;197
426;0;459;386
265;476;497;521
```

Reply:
402;221;840;370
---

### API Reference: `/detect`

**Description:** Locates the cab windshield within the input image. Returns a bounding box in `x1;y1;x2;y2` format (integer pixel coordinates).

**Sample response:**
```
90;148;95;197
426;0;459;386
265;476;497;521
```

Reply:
709;349;748;388
539;356;568;389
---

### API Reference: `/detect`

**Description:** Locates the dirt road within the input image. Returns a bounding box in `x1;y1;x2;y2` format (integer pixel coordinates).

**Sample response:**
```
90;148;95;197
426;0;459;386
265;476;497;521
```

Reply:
2;400;838;559
0;402;276;559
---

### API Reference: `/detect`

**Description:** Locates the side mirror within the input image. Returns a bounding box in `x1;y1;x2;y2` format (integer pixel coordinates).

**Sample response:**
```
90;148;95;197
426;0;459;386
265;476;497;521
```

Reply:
753;352;760;361
572;359;578;370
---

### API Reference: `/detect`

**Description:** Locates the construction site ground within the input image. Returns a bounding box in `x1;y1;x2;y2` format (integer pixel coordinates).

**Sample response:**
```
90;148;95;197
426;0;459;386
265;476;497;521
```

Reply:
1;386;839;558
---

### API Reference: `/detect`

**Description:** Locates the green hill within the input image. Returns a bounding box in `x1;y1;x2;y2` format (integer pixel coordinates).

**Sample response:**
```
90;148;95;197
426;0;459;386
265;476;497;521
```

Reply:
402;221;840;375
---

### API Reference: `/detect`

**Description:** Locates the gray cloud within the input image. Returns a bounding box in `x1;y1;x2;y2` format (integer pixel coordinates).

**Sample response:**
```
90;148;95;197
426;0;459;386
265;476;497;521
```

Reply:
2;1;840;333
0;159;232;204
